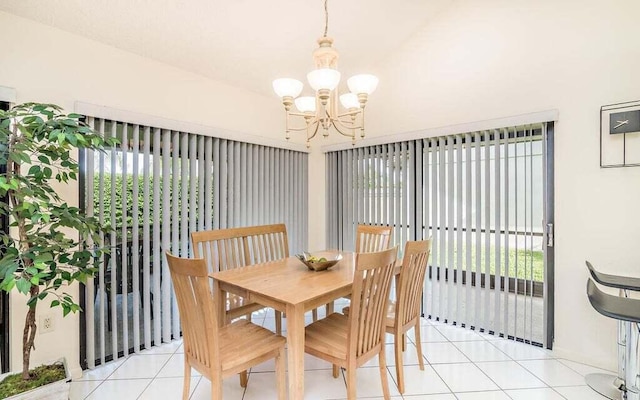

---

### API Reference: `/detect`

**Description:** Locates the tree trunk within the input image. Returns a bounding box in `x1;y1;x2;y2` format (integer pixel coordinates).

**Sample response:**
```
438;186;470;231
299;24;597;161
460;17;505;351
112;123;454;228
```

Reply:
21;285;39;380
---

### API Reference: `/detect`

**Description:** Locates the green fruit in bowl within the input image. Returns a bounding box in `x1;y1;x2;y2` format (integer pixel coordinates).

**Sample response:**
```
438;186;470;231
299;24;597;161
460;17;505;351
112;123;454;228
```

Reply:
319;257;327;262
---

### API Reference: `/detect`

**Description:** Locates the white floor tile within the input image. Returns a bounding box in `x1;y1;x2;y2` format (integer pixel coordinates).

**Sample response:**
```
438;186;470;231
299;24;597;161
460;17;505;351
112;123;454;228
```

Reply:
475;361;546;390
518;359;585;387
432;363;499;392
86;379;151;400
300;369;348;400
71;330;600;400
138;376;200;399
435;325;485;341
156;353;202;378
504;387;565;400
390;365;451;396
553;385;610;400
454;391;512;400
189;375;246;400
556;358;615;377
69;380;102;400
139;339;182;355
422;342;471;364
348;366;401;398
362;343;424;367
407;325;449;342
107;354;171;379
489;340;554;360
238;372;284;400
454;341;512;362
76;360;124;381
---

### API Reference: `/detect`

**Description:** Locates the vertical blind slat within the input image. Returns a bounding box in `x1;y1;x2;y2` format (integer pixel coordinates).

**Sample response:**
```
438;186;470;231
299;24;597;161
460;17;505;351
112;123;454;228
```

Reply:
85;118;96;369
120;123;129;357
494;129;502;335
455;135;463;324
503;128;510;338
131;124;140;353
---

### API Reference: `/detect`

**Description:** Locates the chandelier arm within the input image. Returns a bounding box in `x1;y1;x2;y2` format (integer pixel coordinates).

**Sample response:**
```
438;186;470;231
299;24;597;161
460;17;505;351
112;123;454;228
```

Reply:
329;118;357;138
334;115;362;131
307;120;321;141
288;111;313;118
337;109;362;119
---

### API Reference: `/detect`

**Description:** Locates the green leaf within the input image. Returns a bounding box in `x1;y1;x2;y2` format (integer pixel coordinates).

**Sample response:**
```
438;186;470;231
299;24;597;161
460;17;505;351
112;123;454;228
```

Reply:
15;278;31;294
50;300;60;307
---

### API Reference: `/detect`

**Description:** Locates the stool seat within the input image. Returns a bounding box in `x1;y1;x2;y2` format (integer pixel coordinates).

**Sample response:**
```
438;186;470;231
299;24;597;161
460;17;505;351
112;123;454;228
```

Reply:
587;279;640;323
586;261;640;292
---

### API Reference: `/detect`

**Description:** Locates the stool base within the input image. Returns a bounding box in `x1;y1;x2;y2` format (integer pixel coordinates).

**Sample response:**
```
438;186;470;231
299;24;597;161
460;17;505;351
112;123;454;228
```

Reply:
585;373;624;400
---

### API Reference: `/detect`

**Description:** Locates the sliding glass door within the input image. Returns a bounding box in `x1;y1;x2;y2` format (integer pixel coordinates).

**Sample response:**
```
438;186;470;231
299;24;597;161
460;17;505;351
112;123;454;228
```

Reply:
80;118;308;368
326;122;554;348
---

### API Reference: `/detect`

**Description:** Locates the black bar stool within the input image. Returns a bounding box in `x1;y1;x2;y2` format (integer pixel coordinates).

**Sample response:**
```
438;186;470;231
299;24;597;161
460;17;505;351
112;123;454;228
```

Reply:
586;261;640;400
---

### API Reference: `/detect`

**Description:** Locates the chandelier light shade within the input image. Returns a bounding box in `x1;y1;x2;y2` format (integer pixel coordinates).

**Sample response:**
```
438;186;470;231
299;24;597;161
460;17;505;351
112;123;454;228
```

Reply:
272;0;378;147
347;74;379;96
307;68;341;92
272;78;304;99
295;96;317;113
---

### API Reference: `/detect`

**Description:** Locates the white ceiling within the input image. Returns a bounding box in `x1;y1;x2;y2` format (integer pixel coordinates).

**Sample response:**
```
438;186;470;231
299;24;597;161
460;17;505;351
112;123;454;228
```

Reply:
0;0;452;97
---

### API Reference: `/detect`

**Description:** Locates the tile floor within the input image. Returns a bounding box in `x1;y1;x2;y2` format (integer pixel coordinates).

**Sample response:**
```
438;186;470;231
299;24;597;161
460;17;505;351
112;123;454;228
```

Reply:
71;312;613;400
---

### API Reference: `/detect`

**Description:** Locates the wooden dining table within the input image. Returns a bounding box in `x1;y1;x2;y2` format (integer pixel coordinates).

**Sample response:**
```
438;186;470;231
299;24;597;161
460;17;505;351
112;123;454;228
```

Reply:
210;250;359;400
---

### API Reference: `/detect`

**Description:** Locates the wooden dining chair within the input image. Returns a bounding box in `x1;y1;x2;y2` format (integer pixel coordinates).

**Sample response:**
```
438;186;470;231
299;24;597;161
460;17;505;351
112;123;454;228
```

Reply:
191;224;287;334
304;246;398;400
355;224;393;253
166;252;286;400
318;224;394;321
386;239;431;394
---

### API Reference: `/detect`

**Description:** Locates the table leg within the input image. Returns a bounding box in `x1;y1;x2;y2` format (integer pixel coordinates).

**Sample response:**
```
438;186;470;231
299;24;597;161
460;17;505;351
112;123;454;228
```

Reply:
212;280;225;328
286;303;305;400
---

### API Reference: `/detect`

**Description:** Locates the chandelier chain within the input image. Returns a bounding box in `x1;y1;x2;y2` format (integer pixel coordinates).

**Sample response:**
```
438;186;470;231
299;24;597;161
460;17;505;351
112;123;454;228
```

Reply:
323;0;329;37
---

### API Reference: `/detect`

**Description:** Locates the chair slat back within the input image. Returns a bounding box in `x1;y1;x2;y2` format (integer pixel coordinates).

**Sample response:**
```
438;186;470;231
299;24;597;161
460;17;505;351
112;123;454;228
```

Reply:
355;224;393;253
348;246;398;358
397;240;431;327
191;224;289;273
165;252;218;372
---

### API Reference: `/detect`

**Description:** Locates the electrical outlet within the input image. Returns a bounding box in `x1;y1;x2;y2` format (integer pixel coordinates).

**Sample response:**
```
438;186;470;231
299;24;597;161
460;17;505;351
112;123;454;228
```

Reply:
40;314;54;334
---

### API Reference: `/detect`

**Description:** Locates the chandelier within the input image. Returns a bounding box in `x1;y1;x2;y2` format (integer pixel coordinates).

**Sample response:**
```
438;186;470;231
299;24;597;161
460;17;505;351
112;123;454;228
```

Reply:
272;0;379;147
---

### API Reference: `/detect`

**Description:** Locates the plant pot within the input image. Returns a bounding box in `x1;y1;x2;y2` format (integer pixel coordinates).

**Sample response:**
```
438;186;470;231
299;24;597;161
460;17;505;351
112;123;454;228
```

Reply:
0;358;71;400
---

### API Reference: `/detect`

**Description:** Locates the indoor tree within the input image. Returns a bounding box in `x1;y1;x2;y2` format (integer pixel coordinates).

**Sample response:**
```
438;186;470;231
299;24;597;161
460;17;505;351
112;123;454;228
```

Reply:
0;103;117;384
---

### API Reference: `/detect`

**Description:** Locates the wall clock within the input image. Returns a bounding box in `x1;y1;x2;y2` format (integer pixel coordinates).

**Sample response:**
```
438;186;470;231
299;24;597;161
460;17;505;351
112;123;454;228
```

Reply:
601;100;640;168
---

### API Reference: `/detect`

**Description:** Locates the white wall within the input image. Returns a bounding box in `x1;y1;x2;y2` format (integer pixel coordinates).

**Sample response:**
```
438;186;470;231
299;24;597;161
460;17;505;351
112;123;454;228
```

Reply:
313;0;640;370
0;11;287;377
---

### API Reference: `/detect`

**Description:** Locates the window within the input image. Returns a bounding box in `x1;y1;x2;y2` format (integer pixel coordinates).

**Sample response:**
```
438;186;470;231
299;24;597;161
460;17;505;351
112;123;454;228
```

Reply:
81;118;308;368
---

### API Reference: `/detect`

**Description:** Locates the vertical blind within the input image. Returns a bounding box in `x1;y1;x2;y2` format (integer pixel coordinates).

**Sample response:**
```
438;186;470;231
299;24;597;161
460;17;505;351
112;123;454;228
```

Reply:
326;124;549;347
82;118;308;367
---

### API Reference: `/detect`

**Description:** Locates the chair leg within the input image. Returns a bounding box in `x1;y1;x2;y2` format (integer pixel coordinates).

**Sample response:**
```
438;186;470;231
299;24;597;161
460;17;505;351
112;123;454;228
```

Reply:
211;372;223;400
275;346;286;400
312;308;318;322
394;334;405;394
182;358;191;400
414;323;425;370
325;301;334;315
346;367;357;400
379;347;391;400
275;310;282;335
332;364;340;378
239;370;248;388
